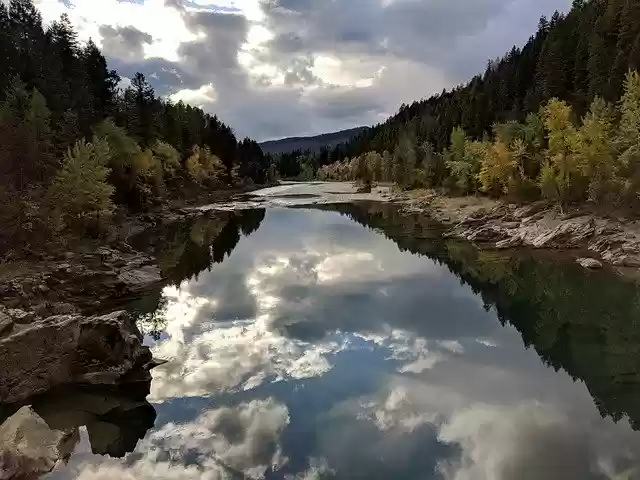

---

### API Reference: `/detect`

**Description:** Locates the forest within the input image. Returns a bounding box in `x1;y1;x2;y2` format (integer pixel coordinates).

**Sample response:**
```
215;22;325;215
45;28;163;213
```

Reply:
280;0;640;211
0;0;272;253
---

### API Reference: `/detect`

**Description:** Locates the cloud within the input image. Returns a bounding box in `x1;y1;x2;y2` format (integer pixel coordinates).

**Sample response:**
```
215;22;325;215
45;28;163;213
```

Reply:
35;0;573;140
98;24;153;61
147;278;338;401
436;402;634;480
50;398;290;480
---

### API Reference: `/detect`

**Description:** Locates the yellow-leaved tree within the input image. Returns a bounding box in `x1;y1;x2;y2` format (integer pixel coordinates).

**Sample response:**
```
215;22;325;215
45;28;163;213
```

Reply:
187;145;226;185
540;99;583;205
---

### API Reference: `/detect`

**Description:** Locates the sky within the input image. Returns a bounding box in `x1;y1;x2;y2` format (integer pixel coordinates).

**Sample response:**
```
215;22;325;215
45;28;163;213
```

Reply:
34;0;572;142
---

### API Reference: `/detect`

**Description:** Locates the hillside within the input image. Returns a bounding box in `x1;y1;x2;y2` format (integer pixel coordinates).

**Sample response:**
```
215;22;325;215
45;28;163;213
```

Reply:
328;0;640;161
260;127;366;154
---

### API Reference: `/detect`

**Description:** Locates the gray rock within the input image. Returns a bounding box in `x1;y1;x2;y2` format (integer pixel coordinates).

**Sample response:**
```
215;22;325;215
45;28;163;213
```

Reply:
50;302;80;316
0;406;78;479
462;225;506;243
0;311;153;404
117;265;162;289
6;308;37;325
0;311;13;337
495;236;523;249
530;217;595;248
577;257;603;269
64;252;75;260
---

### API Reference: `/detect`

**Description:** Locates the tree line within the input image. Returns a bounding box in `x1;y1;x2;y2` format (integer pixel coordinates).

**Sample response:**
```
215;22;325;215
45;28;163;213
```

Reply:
0;0;271;253
282;0;640;210
319;72;640;208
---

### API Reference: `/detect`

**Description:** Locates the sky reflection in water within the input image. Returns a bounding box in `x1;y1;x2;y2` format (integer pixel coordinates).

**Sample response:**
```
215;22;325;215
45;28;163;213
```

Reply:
48;207;640;480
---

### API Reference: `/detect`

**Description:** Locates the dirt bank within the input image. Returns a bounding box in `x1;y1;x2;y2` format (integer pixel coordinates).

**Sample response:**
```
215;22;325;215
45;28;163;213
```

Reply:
396;189;640;272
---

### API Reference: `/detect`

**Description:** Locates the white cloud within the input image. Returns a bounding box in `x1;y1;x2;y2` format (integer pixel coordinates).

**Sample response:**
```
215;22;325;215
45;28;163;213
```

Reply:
50;398;290;480
170;83;218;106
32;0;573;140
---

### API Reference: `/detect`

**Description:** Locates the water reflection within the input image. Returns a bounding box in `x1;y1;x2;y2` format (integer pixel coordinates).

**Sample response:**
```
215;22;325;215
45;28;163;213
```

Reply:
47;204;640;479
2;383;156;459
332;202;640;431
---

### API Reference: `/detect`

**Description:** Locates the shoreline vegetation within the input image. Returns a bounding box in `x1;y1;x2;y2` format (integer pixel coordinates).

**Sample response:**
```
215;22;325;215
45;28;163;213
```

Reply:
318;72;640;218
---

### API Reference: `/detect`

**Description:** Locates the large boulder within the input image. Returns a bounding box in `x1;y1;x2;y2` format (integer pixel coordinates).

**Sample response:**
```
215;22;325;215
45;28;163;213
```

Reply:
0;406;78;479
0;311;154;404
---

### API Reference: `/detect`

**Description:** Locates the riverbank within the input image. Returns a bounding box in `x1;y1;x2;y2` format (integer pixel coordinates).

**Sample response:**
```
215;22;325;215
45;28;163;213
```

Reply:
395;189;640;273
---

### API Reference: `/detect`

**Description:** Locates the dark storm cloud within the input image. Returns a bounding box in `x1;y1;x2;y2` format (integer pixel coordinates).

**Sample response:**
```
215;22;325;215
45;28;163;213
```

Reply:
98;24;153;61
178;10;249;90
259;0;571;80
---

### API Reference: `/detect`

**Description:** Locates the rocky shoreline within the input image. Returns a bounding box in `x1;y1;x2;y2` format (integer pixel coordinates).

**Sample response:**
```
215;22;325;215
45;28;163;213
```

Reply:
0;203;215;478
397;190;640;272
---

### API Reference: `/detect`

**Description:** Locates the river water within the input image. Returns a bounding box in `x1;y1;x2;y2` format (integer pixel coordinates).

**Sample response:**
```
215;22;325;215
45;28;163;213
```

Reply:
46;184;640;479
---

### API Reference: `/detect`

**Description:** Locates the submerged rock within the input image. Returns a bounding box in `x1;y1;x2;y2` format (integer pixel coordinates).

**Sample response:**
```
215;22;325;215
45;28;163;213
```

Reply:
0;311;154;404
0;406;78;479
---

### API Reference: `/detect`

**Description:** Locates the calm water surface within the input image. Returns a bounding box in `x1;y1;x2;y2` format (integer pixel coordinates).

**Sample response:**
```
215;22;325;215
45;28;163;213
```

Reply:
47;200;640;479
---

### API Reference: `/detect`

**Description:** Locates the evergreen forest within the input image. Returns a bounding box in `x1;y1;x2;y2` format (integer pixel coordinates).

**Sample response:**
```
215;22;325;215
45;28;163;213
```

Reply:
279;0;640;212
0;0;272;253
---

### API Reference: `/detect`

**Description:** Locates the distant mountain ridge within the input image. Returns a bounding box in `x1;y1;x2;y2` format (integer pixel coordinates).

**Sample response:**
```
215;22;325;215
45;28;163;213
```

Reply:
259;127;367;154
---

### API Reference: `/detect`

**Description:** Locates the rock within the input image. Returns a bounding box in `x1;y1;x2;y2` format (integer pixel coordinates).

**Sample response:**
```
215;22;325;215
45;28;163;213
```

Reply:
50;302;80;316
56;263;71;271
6;308;37;325
0;311;13;337
530;217;595;248
64;252;75;260
577;257;603;269
0;284;11;296
0;311;154;404
0;406;78;479
24;384;157;459
356;183;372;194
37;284;50;293
461;225;506;243
495;236;523;249
117;265;162;290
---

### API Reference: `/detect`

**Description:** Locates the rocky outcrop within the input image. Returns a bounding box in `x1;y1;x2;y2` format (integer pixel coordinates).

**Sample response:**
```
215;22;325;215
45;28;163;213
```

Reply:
0;311;155;404
0;246;165;313
419;199;640;269
0;406;78;479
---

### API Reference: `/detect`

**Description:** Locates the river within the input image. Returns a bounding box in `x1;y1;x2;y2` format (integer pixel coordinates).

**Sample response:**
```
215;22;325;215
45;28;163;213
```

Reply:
42;183;640;479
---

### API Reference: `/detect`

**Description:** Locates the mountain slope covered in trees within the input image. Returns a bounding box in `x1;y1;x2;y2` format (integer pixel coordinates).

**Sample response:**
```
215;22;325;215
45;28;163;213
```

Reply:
259;127;367;155
330;0;640;161
303;0;640;214
0;0;270;254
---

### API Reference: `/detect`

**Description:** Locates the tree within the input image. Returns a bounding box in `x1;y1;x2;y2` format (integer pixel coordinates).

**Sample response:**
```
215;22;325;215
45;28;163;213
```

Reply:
541;98;583;204
573;97;620;203
151;140;181;179
393;134;415;189
443;127;480;194
48;138;114;231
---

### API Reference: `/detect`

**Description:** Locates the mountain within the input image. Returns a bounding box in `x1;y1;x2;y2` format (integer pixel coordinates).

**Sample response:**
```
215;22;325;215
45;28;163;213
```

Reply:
259;127;367;154
329;0;640;161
